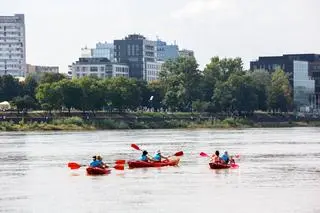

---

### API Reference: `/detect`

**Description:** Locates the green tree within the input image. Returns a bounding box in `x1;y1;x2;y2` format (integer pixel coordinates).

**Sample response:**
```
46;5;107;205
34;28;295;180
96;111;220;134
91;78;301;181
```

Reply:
39;73;66;84
58;79;82;113
202;57;243;101
22;75;39;99
160;57;201;111
213;73;258;113
36;83;62;113
12;95;37;113
107;77;140;111
0;75;22;101
247;69;271;111
268;69;292;112
148;80;165;111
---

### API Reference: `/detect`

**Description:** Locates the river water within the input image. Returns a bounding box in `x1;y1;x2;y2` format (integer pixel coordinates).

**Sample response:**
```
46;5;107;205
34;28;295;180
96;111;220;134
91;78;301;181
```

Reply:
0;128;319;213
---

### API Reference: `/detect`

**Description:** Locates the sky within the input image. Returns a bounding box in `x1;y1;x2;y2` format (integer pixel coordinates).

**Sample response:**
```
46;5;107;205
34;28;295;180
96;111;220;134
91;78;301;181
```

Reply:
1;0;320;72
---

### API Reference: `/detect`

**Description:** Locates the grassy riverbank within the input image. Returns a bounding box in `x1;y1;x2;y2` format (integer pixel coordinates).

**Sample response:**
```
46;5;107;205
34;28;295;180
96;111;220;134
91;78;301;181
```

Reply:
1;114;320;131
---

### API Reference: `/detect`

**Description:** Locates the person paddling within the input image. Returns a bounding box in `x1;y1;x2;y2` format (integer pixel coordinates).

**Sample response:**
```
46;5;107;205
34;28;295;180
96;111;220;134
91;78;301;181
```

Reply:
153;150;169;162
90;155;108;168
140;150;153;162
211;150;221;163
221;151;230;164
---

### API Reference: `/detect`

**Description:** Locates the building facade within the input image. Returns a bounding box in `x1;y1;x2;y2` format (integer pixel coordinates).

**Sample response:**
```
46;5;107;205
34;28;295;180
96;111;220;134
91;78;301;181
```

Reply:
80;46;92;58
114;34;157;80
156;39;179;61
179;49;194;58
92;42;114;61
250;54;320;110
26;64;59;76
0;14;26;77
293;61;315;110
71;57;129;79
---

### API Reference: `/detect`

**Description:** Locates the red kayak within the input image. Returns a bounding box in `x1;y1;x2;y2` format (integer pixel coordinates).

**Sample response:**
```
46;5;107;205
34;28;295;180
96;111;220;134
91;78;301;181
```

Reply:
128;157;180;169
86;167;111;175
209;162;239;169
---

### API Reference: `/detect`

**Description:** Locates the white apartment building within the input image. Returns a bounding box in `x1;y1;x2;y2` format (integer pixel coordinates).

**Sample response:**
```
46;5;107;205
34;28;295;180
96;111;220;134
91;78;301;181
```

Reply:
0;14;26;77
72;57;129;79
145;61;164;82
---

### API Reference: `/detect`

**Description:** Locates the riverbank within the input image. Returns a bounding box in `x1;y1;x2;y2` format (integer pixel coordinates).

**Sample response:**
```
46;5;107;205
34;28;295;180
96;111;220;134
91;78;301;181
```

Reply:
1;112;320;131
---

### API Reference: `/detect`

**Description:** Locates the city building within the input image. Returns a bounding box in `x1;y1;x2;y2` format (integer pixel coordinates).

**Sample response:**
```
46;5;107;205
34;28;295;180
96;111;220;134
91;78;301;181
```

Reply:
179;49;194;58
71;57;129;79
80;46;92;58
114;34;159;81
0;14;26;77
293;61;315;111
156;39;179;61
26;64;59;76
250;54;320;110
92;42;114;61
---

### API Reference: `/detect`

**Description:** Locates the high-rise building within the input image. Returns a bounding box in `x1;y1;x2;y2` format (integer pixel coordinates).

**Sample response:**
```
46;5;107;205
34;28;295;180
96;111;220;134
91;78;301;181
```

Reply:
114;34;161;81
156;39;179;61
0;14;26;77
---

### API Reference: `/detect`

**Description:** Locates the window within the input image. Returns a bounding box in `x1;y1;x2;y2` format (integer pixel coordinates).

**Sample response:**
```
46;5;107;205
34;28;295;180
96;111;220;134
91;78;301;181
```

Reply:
100;67;104;71
90;66;98;72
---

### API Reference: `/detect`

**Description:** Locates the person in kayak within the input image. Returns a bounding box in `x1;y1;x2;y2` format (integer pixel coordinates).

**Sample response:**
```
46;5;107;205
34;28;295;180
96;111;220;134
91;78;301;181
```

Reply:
211;150;222;163
140;150;153;162
90;155;108;168
153;150;169;162
221;151;230;164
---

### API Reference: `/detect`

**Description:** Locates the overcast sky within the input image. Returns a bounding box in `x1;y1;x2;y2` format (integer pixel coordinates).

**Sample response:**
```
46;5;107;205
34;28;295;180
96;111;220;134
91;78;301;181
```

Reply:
1;0;319;72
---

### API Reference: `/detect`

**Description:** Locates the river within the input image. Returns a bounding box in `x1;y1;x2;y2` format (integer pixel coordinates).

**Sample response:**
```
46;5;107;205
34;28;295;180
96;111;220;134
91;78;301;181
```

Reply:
0;128;319;213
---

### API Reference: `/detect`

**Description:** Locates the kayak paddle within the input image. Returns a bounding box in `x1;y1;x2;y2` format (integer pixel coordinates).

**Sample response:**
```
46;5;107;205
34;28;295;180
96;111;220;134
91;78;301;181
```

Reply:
131;144;183;157
67;162;125;170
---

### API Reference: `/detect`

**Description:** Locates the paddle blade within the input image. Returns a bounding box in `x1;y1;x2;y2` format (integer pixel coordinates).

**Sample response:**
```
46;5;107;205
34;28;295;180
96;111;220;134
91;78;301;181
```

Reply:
115;160;126;164
131;144;141;151
231;164;239;169
200;152;210;157
114;164;125;170
174;151;184;157
68;162;81;170
235;154;240;158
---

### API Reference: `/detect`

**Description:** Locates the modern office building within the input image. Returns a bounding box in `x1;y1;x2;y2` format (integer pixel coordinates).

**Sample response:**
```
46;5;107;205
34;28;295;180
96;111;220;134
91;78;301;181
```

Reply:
92;42;114;61
0;14;26;77
114;34;159;81
156;39;179;61
71;57;129;79
26;64;59;76
293;61;315;110
250;54;320;110
179;49;194;58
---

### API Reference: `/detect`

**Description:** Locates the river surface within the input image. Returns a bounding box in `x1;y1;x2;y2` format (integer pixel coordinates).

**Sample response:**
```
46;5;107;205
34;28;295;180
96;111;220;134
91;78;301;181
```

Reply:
0;128;320;213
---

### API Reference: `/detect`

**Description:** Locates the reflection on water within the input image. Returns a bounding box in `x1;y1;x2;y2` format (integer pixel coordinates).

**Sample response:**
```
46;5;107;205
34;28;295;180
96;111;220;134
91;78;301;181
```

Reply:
0;128;320;213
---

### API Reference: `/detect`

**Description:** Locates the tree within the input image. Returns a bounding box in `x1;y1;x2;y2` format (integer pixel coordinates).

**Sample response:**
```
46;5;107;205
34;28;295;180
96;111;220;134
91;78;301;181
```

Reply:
148;80;165;111
39;73;66;84
0;75;22;101
202;57;243;101
247;69;271;111
58;79;82;113
22;75;39;99
213;73;258;114
12;95;37;113
36;83;62;113
160;57;202;111
107;77;140;111
268;69;292;112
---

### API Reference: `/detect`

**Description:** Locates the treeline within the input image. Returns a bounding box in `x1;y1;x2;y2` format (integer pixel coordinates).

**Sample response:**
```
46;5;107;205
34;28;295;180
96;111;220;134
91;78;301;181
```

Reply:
0;56;292;114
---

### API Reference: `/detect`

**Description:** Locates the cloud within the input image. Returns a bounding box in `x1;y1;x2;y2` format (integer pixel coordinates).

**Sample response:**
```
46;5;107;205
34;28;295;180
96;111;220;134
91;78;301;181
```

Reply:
171;0;223;19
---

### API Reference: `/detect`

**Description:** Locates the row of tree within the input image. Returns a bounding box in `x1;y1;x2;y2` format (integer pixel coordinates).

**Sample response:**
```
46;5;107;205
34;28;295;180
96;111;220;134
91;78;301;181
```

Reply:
0;56;292;113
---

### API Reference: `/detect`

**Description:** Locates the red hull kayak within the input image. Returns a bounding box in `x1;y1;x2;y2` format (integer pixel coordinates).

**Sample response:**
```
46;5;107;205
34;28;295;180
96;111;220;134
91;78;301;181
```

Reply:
128;157;180;169
209;163;239;169
86;167;111;175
